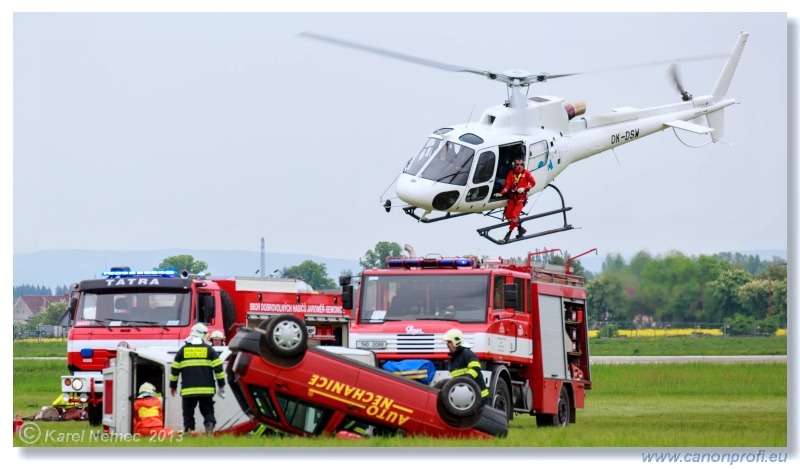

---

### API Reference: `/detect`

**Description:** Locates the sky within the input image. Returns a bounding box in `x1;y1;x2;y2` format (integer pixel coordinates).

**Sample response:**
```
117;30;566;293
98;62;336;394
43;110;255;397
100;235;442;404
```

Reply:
4;0;798;464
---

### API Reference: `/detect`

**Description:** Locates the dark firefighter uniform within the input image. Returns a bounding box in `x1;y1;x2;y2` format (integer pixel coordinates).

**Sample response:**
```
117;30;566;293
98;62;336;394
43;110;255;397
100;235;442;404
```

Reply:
169;341;225;432
448;345;489;405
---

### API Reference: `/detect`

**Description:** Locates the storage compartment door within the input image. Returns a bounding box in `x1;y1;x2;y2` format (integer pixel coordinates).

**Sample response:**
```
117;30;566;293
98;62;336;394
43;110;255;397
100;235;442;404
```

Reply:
539;294;567;379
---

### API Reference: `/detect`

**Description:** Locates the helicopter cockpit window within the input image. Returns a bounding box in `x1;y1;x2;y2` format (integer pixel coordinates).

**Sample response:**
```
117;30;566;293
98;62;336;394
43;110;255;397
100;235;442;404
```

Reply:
420;141;475;186
404;137;441;176
459;133;484;145
528;141;549;170
434;128;454;135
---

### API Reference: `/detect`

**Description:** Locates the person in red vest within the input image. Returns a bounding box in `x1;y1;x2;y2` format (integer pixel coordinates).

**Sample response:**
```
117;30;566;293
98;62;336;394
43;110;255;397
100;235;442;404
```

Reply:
494;156;536;244
133;382;172;436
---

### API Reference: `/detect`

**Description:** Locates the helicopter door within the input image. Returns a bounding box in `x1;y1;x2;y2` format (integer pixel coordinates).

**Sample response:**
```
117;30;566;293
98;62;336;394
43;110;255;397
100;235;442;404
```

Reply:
528;140;549;173
465;150;496;203
490;142;526;199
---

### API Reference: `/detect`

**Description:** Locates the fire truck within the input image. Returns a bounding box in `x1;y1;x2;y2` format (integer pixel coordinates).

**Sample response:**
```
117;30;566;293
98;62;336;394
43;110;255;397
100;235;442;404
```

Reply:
342;253;592;427
60;267;350;425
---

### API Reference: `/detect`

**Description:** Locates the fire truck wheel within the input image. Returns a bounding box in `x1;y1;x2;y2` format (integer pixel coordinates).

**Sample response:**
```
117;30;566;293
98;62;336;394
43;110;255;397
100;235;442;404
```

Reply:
264;314;308;358
491;379;513;421
535;385;571;427
439;376;483;418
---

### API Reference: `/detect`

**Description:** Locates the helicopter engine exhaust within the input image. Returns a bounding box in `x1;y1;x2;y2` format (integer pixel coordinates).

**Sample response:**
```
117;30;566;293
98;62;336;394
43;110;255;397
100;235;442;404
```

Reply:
564;100;587;120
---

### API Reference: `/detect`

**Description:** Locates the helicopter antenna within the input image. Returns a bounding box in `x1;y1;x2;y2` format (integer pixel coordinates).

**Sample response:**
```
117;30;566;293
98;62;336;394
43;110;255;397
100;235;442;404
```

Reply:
465;104;476;128
611;147;622;166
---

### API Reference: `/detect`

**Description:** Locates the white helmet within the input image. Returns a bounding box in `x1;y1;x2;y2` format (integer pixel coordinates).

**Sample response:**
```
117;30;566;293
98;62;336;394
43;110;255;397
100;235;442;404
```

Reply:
138;382;156;396
443;328;464;347
209;330;224;341
190;323;208;339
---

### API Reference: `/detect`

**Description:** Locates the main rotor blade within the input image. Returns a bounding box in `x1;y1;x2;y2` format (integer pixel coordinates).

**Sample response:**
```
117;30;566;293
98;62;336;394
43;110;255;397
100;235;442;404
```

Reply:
563;53;728;78
299;31;487;77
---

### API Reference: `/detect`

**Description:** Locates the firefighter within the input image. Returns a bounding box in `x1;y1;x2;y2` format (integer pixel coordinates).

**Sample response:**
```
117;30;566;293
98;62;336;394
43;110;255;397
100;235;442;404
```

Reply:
169;323;226;433
443;328;489;405
133;382;172;436
493;156;536;244
209;330;225;346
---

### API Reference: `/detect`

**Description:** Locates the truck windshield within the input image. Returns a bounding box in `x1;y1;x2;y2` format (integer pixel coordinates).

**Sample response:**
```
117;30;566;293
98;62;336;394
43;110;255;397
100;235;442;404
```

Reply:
74;290;191;327
358;274;488;324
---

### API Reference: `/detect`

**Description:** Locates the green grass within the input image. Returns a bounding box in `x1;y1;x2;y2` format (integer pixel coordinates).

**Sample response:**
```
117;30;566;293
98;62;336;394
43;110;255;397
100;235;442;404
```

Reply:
14;335;788;359
588;336;787;356
14;359;787;448
13;339;68;357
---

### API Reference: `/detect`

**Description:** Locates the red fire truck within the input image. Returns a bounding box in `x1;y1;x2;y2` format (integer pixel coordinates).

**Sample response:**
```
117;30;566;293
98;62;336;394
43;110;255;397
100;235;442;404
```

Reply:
60;268;350;425
342;253;592;427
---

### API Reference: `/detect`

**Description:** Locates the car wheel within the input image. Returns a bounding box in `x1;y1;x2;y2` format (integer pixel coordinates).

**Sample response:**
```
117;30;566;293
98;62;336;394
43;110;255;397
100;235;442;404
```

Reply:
439;376;482;417
264;314;308;358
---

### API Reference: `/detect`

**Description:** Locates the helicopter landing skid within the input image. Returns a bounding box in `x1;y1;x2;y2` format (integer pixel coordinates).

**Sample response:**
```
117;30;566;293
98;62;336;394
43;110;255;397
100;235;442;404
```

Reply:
476;207;574;245
402;206;474;223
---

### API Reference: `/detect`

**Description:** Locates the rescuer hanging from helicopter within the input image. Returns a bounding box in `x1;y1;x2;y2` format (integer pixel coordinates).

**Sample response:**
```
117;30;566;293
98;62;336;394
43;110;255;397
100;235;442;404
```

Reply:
494;155;536;244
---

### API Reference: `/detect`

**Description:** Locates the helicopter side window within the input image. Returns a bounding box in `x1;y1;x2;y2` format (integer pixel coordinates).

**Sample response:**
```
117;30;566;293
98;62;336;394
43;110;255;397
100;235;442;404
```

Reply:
528;141;549;170
472;151;495;184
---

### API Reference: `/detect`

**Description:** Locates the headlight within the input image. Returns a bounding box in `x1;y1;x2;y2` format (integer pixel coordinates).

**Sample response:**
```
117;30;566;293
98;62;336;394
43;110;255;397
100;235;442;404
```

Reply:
79;393;89;403
72;379;84;391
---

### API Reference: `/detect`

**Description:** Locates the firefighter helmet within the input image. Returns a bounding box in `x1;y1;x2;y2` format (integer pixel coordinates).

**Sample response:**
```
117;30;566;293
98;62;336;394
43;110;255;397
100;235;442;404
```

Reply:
209;330;224;341
190;323;208;339
138;382;156;396
443;328;464;347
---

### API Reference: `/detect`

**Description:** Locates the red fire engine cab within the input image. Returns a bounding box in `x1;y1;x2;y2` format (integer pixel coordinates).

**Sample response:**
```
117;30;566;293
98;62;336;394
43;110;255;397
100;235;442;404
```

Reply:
61;267;350;425
342;254;592;427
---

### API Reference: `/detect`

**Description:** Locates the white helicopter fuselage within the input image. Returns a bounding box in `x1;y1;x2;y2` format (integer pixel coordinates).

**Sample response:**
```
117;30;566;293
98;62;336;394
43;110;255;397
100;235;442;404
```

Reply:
396;91;737;215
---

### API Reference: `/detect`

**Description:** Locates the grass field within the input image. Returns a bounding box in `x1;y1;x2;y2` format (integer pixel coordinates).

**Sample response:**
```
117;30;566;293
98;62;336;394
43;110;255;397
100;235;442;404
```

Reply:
14;335;788;358
14;358;787;448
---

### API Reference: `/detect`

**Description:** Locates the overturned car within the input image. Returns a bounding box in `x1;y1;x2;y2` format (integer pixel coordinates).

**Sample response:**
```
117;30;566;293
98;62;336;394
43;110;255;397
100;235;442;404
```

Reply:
226;314;508;438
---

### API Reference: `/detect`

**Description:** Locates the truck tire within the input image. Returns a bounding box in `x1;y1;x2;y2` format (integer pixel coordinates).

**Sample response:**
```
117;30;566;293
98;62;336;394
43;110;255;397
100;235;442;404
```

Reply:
220;290;237;336
491;379;513;421
264;314;308;358
535;385;571;427
439;376;483;418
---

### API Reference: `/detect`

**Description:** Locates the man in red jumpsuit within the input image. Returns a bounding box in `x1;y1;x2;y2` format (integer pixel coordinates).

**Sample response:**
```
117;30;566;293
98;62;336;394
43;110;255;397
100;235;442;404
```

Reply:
494;157;536;244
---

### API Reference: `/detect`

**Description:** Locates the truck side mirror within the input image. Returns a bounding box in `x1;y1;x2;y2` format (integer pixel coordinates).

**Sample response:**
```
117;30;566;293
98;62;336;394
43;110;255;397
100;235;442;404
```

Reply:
339;275;352;286
341;285;353;310
60;298;77;327
503;284;518;310
199;295;216;324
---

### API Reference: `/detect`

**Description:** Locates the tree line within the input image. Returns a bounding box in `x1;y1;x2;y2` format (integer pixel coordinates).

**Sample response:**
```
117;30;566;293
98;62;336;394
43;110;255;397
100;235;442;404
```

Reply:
586;251;787;334
14;247;787;336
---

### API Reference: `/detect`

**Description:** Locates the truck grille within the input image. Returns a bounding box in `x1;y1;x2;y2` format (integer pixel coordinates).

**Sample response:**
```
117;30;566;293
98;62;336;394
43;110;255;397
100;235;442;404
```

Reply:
396;334;435;353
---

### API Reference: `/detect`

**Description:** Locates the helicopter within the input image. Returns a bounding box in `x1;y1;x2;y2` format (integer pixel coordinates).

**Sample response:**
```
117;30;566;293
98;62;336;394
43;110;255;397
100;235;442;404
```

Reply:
300;31;749;245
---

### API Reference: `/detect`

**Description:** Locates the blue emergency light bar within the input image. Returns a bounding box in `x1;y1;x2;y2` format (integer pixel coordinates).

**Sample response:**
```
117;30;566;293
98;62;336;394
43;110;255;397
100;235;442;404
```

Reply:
102;269;178;278
385;257;475;269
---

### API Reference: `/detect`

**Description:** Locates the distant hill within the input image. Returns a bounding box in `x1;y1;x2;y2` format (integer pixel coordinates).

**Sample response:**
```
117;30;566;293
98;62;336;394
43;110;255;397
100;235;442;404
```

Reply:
13;249;362;291
13;248;788;291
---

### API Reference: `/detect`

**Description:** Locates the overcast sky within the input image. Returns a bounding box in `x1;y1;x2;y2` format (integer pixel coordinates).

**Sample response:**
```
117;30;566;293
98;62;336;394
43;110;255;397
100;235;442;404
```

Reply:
8;8;793;267
4;1;798;463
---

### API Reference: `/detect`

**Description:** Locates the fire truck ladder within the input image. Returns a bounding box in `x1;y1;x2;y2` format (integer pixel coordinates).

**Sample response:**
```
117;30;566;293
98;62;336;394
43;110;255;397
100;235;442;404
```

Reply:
477;184;575;245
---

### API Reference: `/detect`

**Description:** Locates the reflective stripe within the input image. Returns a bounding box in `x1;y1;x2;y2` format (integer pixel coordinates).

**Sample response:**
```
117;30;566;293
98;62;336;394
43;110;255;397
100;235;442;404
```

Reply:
181;386;217;396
